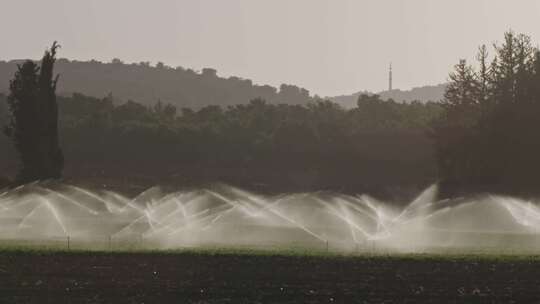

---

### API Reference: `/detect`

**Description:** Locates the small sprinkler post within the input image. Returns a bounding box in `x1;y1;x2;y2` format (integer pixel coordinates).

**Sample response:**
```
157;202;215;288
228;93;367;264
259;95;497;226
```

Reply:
67;236;70;250
108;235;112;251
326;240;329;252
536;227;540;252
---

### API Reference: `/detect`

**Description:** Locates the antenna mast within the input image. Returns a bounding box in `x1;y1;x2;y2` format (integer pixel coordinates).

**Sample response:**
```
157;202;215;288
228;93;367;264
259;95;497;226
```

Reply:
389;62;393;91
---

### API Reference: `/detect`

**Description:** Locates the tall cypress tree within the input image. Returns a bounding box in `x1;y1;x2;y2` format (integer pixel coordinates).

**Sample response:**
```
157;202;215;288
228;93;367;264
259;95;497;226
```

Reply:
3;42;64;183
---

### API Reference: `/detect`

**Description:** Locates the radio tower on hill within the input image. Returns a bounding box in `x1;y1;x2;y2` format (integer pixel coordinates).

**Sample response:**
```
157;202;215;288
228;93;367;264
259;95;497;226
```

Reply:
388;62;393;91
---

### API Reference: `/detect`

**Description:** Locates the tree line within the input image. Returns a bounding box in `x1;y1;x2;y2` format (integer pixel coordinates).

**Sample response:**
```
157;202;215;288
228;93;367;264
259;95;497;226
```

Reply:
57;93;441;195
3;31;540;197
0;85;441;196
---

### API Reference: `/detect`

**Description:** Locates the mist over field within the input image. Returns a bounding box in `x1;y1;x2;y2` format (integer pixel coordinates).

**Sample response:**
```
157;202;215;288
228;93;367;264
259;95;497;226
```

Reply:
3;2;540;302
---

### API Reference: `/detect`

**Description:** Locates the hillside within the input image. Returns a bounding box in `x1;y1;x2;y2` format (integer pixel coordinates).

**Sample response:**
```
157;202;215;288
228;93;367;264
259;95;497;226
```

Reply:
0;59;447;109
330;84;446;108
0;59;315;108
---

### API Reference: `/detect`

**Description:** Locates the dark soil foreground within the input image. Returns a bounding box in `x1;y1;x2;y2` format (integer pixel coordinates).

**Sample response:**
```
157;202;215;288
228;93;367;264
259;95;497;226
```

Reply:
1;251;540;303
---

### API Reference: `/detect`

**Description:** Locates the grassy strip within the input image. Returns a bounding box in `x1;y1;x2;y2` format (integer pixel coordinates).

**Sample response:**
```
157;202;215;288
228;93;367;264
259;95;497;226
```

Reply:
2;243;540;263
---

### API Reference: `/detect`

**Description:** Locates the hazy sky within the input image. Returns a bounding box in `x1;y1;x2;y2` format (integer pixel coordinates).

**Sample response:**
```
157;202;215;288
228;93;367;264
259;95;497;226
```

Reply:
2;0;540;96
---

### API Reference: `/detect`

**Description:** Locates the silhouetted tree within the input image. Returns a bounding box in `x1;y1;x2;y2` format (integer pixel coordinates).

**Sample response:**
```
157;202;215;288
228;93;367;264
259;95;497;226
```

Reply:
153;100;176;121
433;31;540;194
476;45;491;104
3;42;64;183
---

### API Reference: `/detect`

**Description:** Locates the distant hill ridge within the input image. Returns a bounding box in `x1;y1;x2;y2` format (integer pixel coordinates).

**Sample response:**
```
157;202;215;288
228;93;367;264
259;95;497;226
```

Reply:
0;59;315;108
0;58;445;108
330;84;446;108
